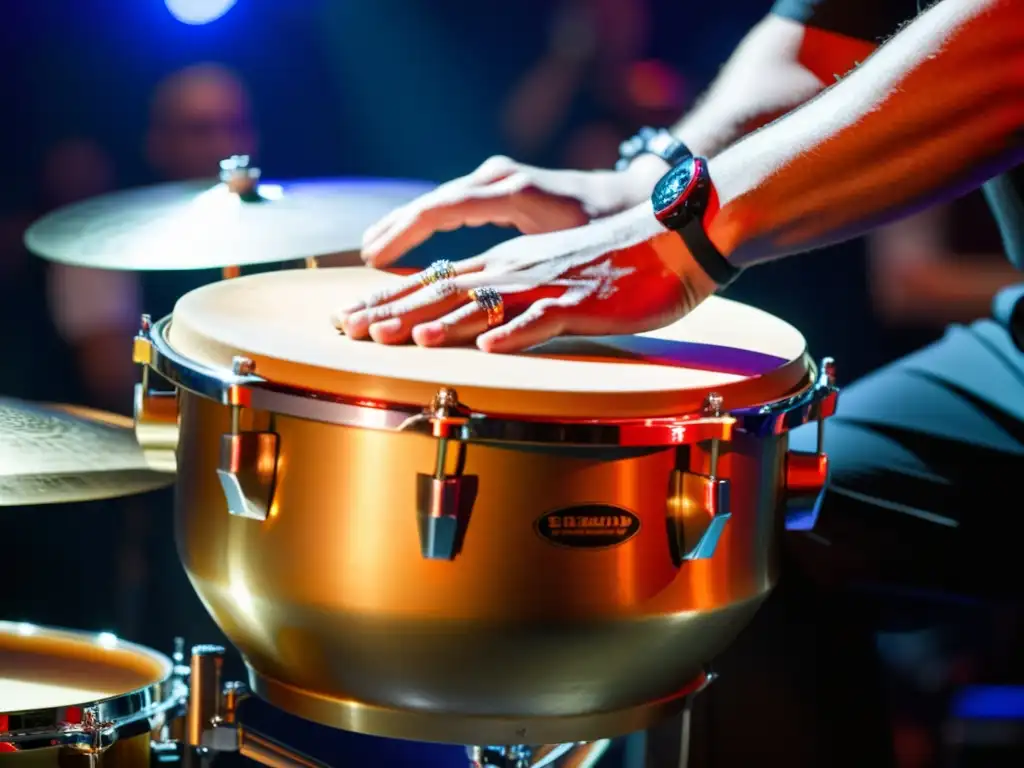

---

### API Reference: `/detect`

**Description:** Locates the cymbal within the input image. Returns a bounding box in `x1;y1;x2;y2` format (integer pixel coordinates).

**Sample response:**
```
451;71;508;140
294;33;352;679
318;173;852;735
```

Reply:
0;398;173;506
24;175;434;271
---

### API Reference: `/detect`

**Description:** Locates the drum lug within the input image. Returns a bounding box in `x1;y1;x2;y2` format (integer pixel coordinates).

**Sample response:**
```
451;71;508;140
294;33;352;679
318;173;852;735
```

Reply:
413;388;479;560
666;470;732;563
133;314;180;473
416;474;479;560
665;393;733;563
216;431;279;521
784;358;836;531
216;357;279;522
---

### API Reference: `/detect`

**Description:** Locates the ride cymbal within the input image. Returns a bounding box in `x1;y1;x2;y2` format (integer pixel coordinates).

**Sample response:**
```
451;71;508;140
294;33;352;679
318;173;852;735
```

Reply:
24;162;433;271
0;398;173;506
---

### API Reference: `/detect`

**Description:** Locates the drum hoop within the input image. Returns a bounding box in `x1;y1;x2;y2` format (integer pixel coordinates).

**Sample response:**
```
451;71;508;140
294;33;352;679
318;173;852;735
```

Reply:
140;315;837;447
0;622;187;753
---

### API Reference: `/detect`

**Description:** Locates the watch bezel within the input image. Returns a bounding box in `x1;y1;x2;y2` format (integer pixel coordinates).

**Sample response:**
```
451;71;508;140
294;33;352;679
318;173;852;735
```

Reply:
652;156;710;230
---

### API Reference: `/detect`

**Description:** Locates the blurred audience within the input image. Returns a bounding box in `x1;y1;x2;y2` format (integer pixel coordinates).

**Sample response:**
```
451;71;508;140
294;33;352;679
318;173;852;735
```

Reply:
502;0;685;169
47;63;259;402
869;193;1019;333
38;63;259;647
146;62;258;183
43;138;137;414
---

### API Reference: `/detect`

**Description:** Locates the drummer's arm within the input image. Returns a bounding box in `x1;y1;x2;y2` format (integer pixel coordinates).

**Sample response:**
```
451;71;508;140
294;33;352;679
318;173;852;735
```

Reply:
666;15;877;160
627;1;895;187
699;0;1024;268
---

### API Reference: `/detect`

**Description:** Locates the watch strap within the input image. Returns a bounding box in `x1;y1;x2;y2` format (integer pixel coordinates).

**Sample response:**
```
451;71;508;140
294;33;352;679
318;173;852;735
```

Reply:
616;127;692;171
679;218;742;288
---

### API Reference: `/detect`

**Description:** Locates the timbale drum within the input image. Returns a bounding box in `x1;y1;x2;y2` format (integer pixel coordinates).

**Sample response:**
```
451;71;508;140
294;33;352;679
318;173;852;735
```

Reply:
0;622;186;766
132;267;836;747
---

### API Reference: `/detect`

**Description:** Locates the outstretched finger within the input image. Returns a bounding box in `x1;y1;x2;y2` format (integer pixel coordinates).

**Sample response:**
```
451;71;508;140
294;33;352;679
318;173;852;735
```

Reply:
361;156;520;264
343;282;465;341
476;298;572;354
361;175;538;268
331;256;488;330
410;285;565;347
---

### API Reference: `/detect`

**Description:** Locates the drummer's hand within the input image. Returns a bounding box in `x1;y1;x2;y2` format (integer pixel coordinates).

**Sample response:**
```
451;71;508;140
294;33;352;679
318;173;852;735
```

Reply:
336;203;719;354
360;155;669;267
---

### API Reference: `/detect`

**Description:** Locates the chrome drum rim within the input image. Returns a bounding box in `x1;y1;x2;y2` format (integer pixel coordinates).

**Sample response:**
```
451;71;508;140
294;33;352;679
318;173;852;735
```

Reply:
136;315;837;448
0;622;188;754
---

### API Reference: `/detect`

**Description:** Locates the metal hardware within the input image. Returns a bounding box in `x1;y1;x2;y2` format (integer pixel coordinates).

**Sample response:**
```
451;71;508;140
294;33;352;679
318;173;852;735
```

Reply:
215;356;280;522
133;314;180;473
414;388;478;560
666;470;731;564
736;356;839;438
664;394;732;563
0;623;187;756
176;643;326;768
140;316;795;448
467;742;611;768
186;645;224;748
623;668;716;768
219;155;262;199
784;357;837;531
470;745;534;768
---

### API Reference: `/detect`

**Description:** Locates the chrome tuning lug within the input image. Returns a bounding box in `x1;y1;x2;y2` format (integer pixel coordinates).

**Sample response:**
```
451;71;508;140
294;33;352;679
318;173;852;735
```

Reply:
666;393;732;564
132;313;180;473
784;357;839;531
216;357;279;522
415;388;479;560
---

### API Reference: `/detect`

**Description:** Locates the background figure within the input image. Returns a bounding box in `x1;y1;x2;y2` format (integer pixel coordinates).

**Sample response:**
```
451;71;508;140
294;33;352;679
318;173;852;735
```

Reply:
43;138;136;415
865;195;1023;768
135;63;260;658
40;62;259;650
502;0;685;169
142;62;259;319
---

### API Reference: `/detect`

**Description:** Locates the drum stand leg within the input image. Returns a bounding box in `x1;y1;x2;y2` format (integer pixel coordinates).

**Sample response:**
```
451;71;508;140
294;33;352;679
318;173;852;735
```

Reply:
622;675;709;768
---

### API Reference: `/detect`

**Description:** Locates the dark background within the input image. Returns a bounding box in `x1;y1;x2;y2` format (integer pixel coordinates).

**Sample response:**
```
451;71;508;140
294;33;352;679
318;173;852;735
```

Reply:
0;2;979;766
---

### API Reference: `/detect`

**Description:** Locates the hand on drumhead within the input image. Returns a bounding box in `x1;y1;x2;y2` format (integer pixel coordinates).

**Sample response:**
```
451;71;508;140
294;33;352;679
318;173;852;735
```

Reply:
337;203;719;353
360;155;668;268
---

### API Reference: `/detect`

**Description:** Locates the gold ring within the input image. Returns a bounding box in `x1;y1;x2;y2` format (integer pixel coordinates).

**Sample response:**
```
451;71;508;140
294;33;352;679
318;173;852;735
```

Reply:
420;260;457;286
468;287;505;328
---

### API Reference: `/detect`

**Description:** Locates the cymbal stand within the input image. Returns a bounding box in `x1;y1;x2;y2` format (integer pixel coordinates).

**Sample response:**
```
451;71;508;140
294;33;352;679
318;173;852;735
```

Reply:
160;643;327;768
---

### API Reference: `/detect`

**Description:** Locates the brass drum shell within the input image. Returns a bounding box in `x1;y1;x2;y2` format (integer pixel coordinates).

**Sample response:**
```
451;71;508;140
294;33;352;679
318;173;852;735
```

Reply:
174;392;788;745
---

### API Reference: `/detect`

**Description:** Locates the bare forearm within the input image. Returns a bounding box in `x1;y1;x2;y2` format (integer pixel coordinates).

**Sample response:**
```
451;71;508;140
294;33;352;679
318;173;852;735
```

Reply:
670;16;874;158
708;0;1024;268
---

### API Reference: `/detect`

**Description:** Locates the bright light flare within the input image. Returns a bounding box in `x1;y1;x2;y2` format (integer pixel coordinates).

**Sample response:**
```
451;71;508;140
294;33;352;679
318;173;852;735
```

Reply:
165;0;238;25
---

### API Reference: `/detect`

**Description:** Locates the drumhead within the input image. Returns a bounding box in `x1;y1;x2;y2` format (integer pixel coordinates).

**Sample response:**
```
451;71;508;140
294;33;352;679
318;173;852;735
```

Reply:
0;622;171;713
167;268;811;419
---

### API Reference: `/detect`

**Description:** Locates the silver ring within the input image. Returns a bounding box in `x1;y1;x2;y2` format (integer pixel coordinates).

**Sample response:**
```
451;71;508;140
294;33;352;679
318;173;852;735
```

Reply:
420;260;457;286
468;286;505;328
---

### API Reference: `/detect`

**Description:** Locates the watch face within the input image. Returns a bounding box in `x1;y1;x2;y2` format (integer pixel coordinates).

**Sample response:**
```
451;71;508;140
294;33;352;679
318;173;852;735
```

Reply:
652;160;695;217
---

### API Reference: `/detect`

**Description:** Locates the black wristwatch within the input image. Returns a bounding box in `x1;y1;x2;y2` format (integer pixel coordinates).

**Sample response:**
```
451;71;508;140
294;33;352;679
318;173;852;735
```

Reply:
651;156;741;288
615;127;692;172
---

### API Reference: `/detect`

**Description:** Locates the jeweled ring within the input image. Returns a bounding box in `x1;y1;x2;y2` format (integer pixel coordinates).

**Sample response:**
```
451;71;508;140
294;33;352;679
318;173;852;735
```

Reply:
468;287;505;328
420;259;457;286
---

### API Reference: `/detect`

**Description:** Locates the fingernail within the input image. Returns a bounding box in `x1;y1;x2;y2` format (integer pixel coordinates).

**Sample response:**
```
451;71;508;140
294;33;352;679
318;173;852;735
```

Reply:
413;322;444;346
343;310;370;337
371;318;402;335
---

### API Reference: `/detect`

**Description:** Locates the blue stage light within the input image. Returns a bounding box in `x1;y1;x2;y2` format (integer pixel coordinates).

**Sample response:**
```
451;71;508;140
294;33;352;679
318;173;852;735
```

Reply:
165;0;237;25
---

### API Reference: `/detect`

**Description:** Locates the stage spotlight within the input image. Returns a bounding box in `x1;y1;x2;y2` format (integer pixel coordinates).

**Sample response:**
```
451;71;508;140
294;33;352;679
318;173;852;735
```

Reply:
165;0;237;25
